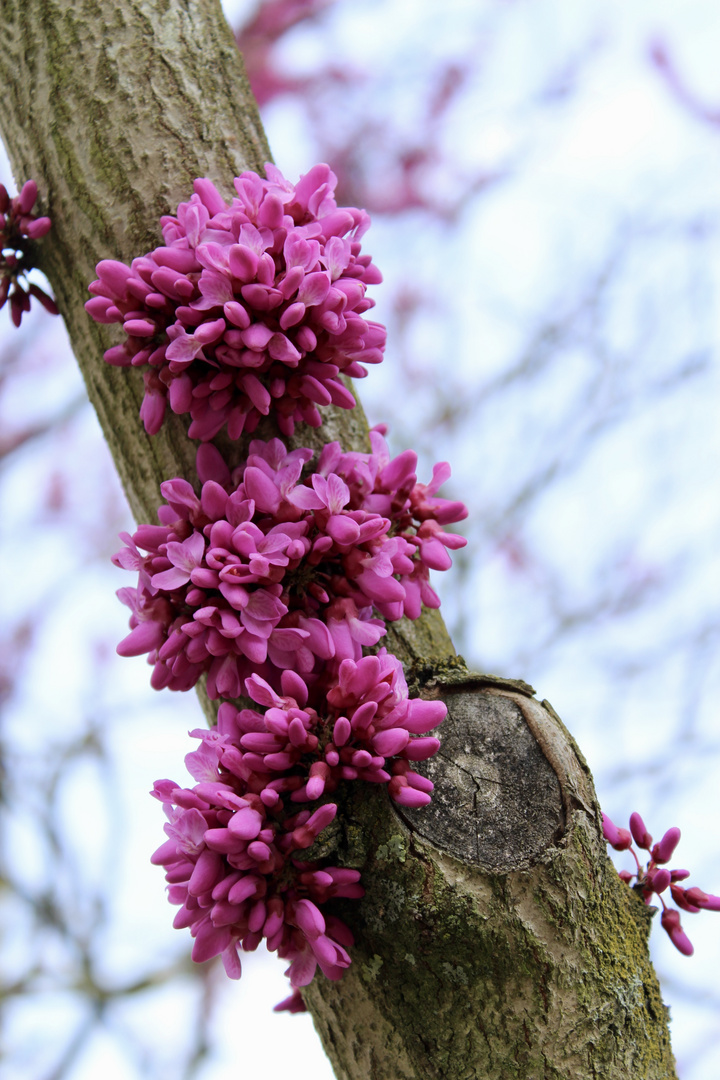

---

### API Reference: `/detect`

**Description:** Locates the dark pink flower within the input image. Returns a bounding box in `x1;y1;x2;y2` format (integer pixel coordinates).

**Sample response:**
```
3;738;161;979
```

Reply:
274;988;307;1013
150;729;363;997
315;426;468;620
602;813;632;851
651;827;681;865
683;887;720;912
86;164;385;438
629;811;652;849
152;780;362;990
234;647;446;807
113;435;466;697
150;646;445;1003
660;909;694;956
0;181;58;327
604;810;720;957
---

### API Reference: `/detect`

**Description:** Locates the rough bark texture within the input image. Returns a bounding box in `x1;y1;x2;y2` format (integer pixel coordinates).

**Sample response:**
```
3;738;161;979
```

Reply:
0;0;275;520
305;669;676;1078
0;2;677;1076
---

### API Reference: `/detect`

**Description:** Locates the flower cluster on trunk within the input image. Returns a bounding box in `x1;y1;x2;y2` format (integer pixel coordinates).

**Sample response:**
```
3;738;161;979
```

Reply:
117;426;465;1004
0;180;57;326
86;164;385;439
92;165;468;1008
603;812;720;955
113;429;466;700
150;649;446;1001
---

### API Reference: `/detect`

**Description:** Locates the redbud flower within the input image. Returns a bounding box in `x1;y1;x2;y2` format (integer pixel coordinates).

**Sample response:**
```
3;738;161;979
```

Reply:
151;771;361;994
660;909;694;956
0;180;58;327
604;810;720;957
629;811;652;849
86;164;385;439
683;887;720;912
602;813;632;851
235;648;446;807
151;648;444;1003
274;988;307;1013
651;827;681;865
113;435;466;698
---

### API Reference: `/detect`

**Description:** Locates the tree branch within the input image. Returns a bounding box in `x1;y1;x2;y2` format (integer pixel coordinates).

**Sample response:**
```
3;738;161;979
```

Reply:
0;2;677;1075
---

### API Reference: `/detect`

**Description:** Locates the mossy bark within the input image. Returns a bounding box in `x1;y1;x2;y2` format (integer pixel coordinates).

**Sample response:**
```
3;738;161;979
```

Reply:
305;674;676;1078
0;2;677;1076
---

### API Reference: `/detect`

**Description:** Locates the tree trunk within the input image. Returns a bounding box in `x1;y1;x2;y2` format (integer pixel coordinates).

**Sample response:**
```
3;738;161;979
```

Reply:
0;2;677;1075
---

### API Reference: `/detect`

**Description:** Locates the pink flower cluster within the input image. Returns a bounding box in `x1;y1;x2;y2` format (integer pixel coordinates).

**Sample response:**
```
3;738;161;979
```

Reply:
151;650;446;1003
86;164;385;439
0;180;58;327
603;811;720;955
240;649;446;810
113;427;467;700
91;167;467;1007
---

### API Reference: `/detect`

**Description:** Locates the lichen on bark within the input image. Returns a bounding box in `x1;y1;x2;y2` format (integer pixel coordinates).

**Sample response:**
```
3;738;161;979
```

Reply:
304;676;676;1079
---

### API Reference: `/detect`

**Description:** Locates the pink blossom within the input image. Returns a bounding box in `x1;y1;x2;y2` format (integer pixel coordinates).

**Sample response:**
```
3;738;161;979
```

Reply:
602;813;632;851
150;647;445;1003
629;811;652;849
151;749;362;1001
0;181;58;327
228;648;445;806
660;909;694;956
112;436;466;697
604;811;720;956
274;988;307;1013
86;164;385;439
310;425;468;619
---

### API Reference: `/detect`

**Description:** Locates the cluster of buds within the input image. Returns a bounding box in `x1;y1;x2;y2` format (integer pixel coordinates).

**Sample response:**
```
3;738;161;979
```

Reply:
113;423;465;1002
86;164;385;439
239;649;446;809
0;180;57;326
91;167;467;1008
603;812;720;955
113;429;467;699
151;650;446;1006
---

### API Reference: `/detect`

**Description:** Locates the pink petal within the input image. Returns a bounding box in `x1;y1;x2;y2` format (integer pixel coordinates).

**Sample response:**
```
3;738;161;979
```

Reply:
297;271;330;307
391;785;431;808
326;515;360;545
243;466;280;513
286;951;317;988
372;728;410;757
221;943;243;979
117;621;165;657
404;699;447;735
287;484;326;510
196;443;232;486
403;737;441;761
191;920;232;963
228;807;263;840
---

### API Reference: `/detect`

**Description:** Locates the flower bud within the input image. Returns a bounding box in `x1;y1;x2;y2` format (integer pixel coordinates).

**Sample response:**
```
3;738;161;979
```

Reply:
602;814;632;851
629;811;652;849
685;887;720;912
646;868;671;894
661;908;694;956
651;827;681;865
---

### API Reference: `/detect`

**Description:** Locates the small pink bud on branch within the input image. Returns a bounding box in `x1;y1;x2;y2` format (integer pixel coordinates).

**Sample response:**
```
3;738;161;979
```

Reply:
0;179;58;327
604;810;718;957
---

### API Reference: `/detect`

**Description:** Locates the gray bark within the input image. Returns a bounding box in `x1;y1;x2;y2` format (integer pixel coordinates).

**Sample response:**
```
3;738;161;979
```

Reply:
0;2;677;1076
305;671;676;1078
